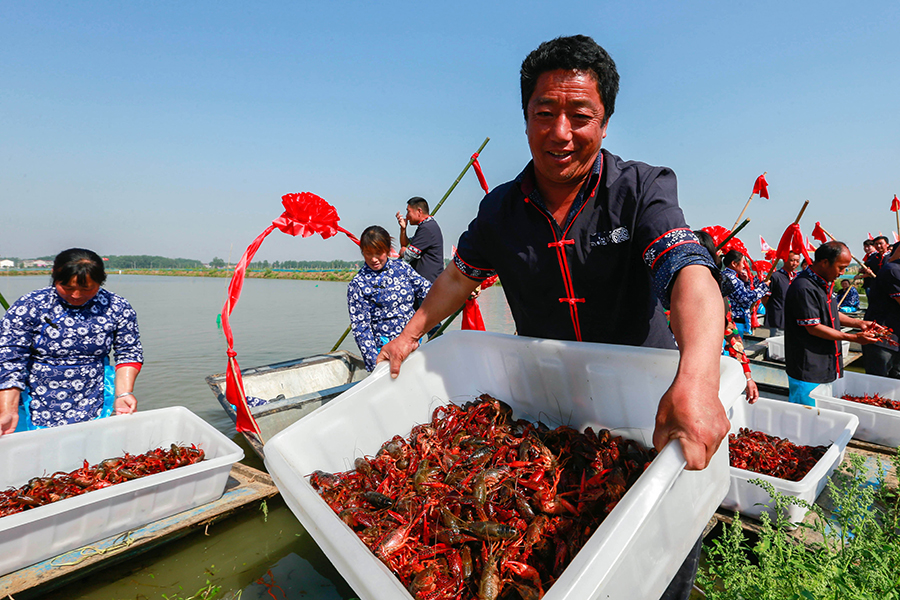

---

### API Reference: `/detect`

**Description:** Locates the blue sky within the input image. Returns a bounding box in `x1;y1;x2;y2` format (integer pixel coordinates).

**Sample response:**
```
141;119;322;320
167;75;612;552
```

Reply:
2;1;898;263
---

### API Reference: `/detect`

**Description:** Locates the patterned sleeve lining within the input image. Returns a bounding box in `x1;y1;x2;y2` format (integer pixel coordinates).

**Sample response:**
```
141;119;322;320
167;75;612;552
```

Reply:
798;318;821;326
649;238;720;309
406;244;422;261
453;254;496;281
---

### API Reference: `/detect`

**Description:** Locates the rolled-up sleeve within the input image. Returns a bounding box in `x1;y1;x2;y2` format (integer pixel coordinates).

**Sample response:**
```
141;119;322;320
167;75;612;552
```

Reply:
112;298;144;366
0;300;37;391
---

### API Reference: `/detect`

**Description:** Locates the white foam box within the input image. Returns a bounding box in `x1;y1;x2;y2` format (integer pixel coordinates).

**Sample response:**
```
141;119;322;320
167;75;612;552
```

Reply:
810;371;900;447
0;406;243;576
722;397;858;523
264;330;745;600
767;335;848;361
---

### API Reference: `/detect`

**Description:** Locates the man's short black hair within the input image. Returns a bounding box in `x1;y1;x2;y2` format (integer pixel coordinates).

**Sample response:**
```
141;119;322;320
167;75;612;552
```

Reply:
815;241;848;265
407;196;429;214
874;235;889;245
863;239;875;248
520;35;619;124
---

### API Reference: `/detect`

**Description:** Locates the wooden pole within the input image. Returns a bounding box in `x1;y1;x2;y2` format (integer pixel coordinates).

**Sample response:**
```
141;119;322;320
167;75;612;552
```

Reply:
330;137;491;353
715;219;751;252
815;225;866;268
0;291;8;311
895;209;899;243
731;172;765;231
837;283;855;308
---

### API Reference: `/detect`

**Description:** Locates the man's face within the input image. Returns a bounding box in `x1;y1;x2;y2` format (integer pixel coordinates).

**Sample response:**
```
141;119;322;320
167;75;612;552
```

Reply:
864;243;874;255
525;69;608;196
875;239;889;253
787;253;801;272
406;206;424;226
821;249;852;282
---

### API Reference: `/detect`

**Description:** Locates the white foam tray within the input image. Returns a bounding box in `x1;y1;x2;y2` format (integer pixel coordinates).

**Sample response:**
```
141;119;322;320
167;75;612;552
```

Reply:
767;335;848;362
722;397;858;523
264;331;745;600
810;371;900;447
0;406;243;576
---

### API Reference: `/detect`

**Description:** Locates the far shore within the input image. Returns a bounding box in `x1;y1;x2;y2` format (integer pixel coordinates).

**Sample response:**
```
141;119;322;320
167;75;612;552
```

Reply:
1;268;358;282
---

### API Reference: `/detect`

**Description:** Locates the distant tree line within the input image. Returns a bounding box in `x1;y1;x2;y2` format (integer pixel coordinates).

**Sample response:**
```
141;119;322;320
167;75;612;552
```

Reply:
102;255;205;269
239;259;362;270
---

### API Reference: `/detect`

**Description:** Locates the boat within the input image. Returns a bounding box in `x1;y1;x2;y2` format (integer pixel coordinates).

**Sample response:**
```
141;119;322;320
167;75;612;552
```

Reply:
0;463;278;598
206;351;368;458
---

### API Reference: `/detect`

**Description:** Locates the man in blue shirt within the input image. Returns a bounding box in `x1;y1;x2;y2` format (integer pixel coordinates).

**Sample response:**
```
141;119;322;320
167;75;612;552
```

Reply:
379;35;728;600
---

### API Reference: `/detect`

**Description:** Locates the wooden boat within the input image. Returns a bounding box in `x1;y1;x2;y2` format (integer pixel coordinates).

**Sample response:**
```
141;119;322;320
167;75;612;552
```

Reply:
0;463;278;598
206;351;368;458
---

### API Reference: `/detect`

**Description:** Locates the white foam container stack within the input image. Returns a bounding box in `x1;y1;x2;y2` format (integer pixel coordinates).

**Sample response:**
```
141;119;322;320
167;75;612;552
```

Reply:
810;371;900;447
767;336;848;362
0;406;243;576
721;397;858;523
264;331;746;600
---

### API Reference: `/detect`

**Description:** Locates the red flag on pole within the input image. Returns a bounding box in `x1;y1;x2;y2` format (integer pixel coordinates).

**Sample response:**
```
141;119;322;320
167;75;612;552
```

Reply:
891;195;900;212
752;174;769;199
470;153;490;195
774;222;813;267
461;274;498;331
811;222;828;243
221;192;360;435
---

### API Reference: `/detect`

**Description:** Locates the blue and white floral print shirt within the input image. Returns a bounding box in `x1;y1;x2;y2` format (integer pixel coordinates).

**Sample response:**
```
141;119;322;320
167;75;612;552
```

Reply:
0;287;143;428
722;267;769;323
347;260;431;371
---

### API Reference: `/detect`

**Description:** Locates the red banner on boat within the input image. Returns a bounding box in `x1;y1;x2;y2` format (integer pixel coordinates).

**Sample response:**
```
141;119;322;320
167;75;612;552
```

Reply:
221;192;359;435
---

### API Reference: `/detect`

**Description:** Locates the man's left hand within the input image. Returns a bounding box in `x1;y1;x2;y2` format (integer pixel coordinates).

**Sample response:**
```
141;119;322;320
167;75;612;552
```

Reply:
653;374;730;471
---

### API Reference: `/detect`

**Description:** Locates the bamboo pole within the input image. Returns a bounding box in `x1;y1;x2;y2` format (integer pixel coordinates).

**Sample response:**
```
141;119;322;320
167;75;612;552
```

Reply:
815;225;866;268
765;200;809;284
330;137;491;353
715;219;751;252
731;172;765;231
427;305;465;341
837;283;855;308
0;291;8;311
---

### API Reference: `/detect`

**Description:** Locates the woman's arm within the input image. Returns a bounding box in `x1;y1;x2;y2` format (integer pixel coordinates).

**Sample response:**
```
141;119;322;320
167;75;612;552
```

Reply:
0;388;20;435
113;366;139;415
347;278;379;371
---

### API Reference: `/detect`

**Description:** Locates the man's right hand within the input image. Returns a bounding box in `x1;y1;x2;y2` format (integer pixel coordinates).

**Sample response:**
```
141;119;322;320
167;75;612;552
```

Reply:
377;332;420;378
396;211;407;229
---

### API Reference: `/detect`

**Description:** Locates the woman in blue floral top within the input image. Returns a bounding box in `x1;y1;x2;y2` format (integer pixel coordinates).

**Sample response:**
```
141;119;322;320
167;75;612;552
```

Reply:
348;226;431;371
0;249;143;434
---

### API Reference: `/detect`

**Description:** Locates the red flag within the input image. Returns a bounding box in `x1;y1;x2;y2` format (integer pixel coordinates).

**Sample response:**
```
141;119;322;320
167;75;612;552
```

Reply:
752;174;769;199
471;153;490;195
806;237;815;253
892;195;900;212
221;192;359;435
760;236;772;254
754;260;772;274
702;226;751;260
773;222;813;268
461;299;486;330
894;231;899;243
868;232;874;240
811;222;828;243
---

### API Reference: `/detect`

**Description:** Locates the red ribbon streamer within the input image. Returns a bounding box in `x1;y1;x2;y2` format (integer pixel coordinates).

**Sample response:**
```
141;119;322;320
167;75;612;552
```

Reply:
221;192;358;435
471;153;490;194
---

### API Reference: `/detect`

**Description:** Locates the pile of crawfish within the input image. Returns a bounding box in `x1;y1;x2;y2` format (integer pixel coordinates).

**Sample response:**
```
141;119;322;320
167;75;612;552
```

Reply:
309;395;657;600
729;428;827;481
0;444;204;518
841;392;900;411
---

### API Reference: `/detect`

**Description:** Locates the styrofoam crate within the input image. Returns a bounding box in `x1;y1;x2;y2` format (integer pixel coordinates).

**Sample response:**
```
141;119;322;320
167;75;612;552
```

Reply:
767;336;848;361
0;406;243;576
722;397;858;523
264;331;746;600
810;371;900;447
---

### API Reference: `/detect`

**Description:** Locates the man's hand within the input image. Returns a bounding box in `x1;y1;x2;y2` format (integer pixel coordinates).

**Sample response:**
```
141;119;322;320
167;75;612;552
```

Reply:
653;373;730;470
396;211;407;229
0;388;20;436
378;332;421;378
114;392;137;415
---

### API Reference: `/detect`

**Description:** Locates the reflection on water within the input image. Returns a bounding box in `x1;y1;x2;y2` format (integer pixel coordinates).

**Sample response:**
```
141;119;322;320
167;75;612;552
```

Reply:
0;273;514;599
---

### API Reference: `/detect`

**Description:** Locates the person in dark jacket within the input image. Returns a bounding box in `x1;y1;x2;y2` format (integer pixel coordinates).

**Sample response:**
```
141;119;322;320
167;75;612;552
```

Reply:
379;35;726;600
764;251;800;336
396;197;444;284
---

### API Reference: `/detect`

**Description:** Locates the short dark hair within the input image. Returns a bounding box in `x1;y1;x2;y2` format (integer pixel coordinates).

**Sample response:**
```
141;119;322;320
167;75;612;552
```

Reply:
874;235;889;245
723;249;744;269
52;248;106;286
359;226;392;255
863;239;875;248
407;196;429;214
693;230;721;268
520;35;619;124
814;241;848;265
